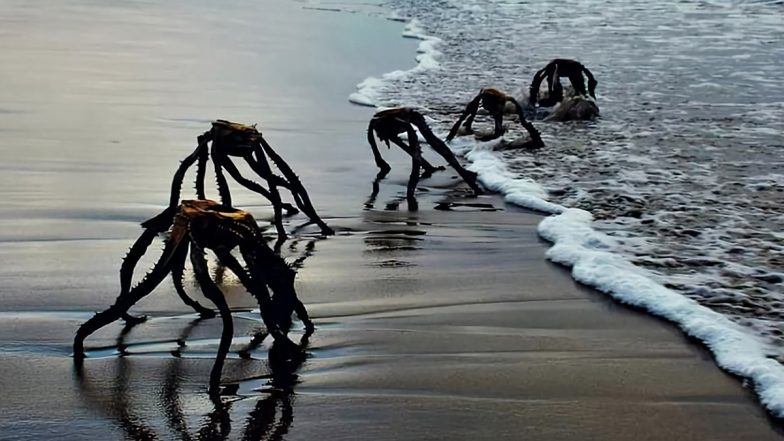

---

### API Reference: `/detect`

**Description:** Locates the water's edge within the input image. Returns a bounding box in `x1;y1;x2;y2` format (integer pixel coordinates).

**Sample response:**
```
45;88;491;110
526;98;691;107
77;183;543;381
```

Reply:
347;3;784;419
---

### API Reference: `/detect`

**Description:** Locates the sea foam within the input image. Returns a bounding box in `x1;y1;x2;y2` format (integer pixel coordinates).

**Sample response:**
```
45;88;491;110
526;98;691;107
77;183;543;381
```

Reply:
447;138;566;215
348;19;442;107
537;207;784;417
349;0;784;418
451;138;784;417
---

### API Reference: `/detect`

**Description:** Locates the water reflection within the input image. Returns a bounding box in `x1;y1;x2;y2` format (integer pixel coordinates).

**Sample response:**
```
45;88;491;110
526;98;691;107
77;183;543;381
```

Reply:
363;174;382;210
364;174;418;212
74;323;310;440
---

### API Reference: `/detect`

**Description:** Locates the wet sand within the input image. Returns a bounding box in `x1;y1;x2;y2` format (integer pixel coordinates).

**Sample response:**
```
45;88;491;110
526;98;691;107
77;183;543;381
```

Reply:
0;0;781;439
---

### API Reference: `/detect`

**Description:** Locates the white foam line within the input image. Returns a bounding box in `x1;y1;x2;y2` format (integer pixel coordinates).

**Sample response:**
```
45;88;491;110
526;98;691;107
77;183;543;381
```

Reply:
448;138;566;215
538;209;784;417
348;18;443;107
456;139;784;417
346;3;784;419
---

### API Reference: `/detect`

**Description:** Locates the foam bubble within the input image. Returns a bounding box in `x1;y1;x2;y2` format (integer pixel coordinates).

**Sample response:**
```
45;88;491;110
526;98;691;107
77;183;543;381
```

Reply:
348;74;398;108
461;146;566;214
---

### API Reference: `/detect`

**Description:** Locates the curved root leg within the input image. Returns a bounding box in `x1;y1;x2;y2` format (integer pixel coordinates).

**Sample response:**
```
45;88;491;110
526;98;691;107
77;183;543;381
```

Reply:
280;202;298;216
414;119;483;195
493;113;505;140
119;227;159;296
389;135;440;176
259;140;334;235
294;298;314;334
190;246;234;396
568;71;587;97
240;154;291;237
73;239;182;357
213;162;233;207
213;248;265;329
171;246;215;318
245;156;300;217
213;248;300;350
171;317;210;357
115;320;138;356
195;145;209;200
447;94;481;142
219;155;287;239
74;303;131;358
284;188;332;236
238;329;269;359
464;112;476;132
508;98;545;148
121;312;148;325
367;125;392;176
73;290;152;358
520;119;544;148
404;126;422;205
168;144;204;210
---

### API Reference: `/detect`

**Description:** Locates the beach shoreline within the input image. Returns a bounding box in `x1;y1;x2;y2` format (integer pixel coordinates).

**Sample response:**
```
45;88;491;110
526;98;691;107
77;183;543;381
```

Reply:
0;0;782;439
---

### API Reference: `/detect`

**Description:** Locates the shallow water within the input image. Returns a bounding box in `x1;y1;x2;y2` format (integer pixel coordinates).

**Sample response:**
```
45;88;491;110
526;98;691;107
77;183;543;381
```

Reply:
365;0;784;358
328;0;784;417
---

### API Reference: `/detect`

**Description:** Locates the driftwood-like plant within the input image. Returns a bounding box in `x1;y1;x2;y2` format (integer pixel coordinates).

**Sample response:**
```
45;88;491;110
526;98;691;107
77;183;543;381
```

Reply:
367;107;483;200
528;58;597;107
73;200;312;395
169;120;333;239
446;87;544;147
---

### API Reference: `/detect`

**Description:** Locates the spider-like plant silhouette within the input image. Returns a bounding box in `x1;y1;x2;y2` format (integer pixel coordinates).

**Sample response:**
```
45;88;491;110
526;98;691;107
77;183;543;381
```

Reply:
169;120;333;239
367;107;483;200
446;87;544;147
73;199;312;395
528;59;597;107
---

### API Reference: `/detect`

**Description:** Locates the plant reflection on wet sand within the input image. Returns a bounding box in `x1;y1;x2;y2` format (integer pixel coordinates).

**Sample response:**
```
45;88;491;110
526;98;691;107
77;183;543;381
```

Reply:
74;326;310;441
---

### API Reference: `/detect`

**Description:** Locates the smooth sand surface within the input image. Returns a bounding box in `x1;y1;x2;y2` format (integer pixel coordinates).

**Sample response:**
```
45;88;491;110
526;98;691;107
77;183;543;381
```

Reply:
0;0;781;439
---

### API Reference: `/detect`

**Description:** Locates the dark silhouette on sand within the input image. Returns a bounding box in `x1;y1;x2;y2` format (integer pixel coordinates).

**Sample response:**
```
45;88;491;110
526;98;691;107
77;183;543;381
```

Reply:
168;120;333;239
73;200;312;396
367;107;483;204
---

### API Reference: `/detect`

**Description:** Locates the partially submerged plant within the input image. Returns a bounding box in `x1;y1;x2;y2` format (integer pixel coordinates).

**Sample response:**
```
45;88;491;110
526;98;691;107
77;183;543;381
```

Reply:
446;87;544;146
528;58;597;107
367;107;483;199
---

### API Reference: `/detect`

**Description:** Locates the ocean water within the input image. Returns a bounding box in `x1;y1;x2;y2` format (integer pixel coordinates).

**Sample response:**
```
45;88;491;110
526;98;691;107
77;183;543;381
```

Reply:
347;0;784;416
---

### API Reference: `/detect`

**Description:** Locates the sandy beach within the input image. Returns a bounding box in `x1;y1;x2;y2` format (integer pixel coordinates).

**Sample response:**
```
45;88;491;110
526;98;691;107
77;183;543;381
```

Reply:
0;0;782;439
